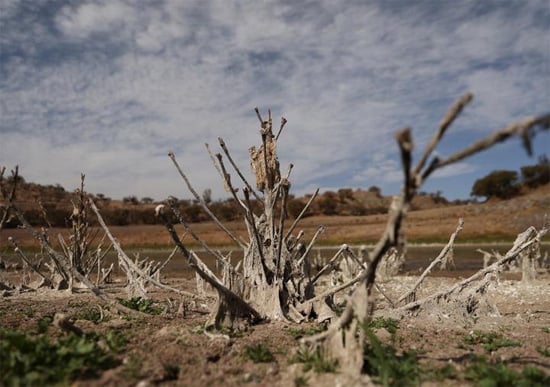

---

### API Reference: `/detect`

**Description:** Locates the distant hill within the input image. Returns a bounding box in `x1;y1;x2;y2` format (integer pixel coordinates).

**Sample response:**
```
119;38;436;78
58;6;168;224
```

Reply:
2;175;547;229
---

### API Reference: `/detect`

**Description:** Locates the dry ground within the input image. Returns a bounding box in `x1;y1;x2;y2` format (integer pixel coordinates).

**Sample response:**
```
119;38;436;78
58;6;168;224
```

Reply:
1;185;549;385
1;271;549;386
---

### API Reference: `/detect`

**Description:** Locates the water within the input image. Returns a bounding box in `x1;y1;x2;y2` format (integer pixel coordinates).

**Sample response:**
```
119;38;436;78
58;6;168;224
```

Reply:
110;243;550;279
3;243;547;280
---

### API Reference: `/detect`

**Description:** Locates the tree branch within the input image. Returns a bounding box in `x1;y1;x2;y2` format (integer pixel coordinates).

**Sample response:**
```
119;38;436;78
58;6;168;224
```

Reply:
168;151;246;248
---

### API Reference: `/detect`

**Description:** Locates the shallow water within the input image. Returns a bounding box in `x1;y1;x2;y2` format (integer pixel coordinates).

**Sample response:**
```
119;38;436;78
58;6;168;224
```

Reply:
117;243;549;279
2;243;547;280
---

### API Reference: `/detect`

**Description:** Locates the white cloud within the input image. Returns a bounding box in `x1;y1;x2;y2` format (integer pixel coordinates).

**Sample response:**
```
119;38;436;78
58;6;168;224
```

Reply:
1;0;548;201
430;162;477;179
56;1;136;39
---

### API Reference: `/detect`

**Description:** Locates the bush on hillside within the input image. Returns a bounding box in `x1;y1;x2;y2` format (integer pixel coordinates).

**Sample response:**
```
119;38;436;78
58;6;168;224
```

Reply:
471;170;519;200
521;155;550;188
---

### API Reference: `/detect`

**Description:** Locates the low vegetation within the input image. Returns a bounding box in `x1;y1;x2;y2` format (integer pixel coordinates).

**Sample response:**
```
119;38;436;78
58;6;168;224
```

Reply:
290;348;338;373
0;327;124;386
461;330;522;353
243;343;275;363
117;297;162;315
287;324;327;340
363;328;420;386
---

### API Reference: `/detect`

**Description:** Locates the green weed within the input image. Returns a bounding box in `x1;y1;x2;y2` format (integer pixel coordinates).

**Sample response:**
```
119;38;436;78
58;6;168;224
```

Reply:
0;327;122;386
290;348;337;373
423;364;459;381
243;343;275;363
75;307;105;324
463;330;521;352
287;324;327;340
117;297;162;315
363;328;419;386
360;326;546;386
536;346;550;357
36;315;53;334
464;356;549;386
102;331;127;354
365;317;399;335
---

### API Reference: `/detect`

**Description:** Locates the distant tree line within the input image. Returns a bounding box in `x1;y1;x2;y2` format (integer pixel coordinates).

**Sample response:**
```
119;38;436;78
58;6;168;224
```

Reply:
4;156;547;228
470;155;549;200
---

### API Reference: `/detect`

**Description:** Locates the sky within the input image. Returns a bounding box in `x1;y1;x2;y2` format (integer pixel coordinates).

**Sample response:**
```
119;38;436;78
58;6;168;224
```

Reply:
1;0;549;202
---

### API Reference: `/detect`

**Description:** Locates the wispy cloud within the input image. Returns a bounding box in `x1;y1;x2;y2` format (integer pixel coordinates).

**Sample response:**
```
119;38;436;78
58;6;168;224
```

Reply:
1;0;548;201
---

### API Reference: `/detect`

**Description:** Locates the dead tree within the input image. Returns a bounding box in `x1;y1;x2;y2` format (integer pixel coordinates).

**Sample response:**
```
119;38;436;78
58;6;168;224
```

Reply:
0;173;111;291
301;93;550;378
158;109;346;329
0;166;19;291
394;224;548;319
90;199;197;300
398;218;464;304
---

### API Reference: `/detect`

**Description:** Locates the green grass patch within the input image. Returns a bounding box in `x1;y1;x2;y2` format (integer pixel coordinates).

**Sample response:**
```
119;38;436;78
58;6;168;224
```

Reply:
462;330;521;352
117;297;162;315
75;307;105;324
423;364;459;382
0;327;123;386
464;356;549;386
287;324;327;340
290;348;337;373
363;328;419;386
365;317;399;335
362;328;547;386
36;315;53;334
243;343;275;363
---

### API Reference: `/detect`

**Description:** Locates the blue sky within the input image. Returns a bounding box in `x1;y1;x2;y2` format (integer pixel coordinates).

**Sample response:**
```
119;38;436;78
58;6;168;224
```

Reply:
1;0;549;202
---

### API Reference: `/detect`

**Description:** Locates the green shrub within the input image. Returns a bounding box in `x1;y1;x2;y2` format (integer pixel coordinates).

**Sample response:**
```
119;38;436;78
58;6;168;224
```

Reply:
462;330;521;352
365;317;399;335
75;307;105;324
464;356;549;386
0;328;122;386
287;324;327;340
243;343;275;363
290;348;337;373
521;156;550;188
117;297;162;315
471;170;519;199
363;328;419;386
